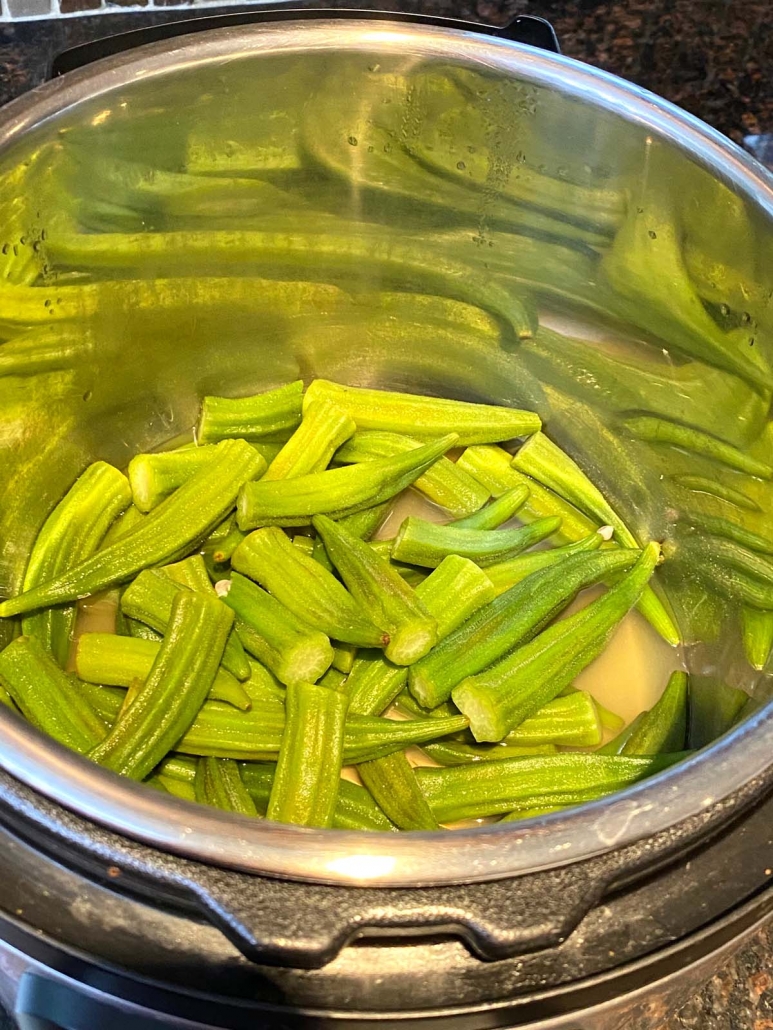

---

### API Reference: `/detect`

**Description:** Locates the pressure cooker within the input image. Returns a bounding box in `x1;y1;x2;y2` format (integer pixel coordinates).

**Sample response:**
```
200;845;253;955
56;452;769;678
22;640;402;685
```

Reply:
0;10;772;1028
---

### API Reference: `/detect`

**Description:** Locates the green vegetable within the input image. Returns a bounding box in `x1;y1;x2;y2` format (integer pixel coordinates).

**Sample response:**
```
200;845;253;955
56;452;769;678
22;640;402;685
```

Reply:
0;636;106;753
126;618;162;642
391;515;561;569
452;543;659;741
421;742;557;764
313;515;437;665
88;590;233;779
201;514;247;568
742;607;773;670
221;571;334;686
596;712;647;756
267;681;348;828
688;676;749;750
197;380;303;443
241;657;286;706
346;650;407;717
76;681;125;722
416;752;681;822
414;554;496;639
485;531;605;595
318;667;348;691
262;399;356;481
331;643;357;675
237;434;458;529
504;691;603;748
128;445;217;513
409;549;641;709
359;750;439;831
194;757;258;816
21;462;131;665
304;380;541;445
0;439;265;618
624;416;773;480
621;671;688;754
335;430;489;517
75;632;251;710
161;554;213;592
232;527;388;647
450;486;529;530
155;754;198;783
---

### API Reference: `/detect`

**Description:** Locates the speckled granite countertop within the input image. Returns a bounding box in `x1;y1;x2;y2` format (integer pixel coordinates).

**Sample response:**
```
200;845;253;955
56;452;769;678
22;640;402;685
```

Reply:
0;3;772;1028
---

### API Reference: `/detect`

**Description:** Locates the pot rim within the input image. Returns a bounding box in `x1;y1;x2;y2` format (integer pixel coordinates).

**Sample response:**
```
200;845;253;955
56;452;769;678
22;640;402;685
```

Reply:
1;19;772;888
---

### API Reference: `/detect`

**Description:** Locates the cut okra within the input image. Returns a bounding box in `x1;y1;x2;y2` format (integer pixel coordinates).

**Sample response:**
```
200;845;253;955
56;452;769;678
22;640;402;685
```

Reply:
453;543;660;741
162;554;213;593
596;712;648;756
128;445;217;513
624;416;773;480
0;439;266;618
197;380;304;443
421;741;558;764
304;379;541;445
346;650;408;717
358;750;439;831
220;572;334;686
485;531;606;595
504;691;603;748
237;433;458;529
89;590;234;780
318;668;348;691
201;515;247;569
331;643;358;675
232;527;388;647
313;515;437;665
262;399;356;481
450;486;529;530
621;671;688;754
391;515;561;569
194;757;258;816
414;554;496;640
267;681;348;828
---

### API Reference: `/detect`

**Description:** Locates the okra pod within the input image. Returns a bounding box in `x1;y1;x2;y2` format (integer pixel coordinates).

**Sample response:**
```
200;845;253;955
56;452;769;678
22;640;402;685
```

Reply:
220;572;334;686
121;569;249;682
414;554;496;640
237;434;458;529
368;541;428;586
292;535;316;558
688;676;749;750
336;501;393;541
194;757;258;816
128;445;217;513
100;505;146;549
742;607;773;671
358;750;439;831
621;671;688;754
241;657;286;706
681;541;773;610
155;754;198;783
700;537;773;592
409;549;641;709
304;380;541;445
153;775;197;801
336;430;489;517
331;643;357;674
126;618;162;642
0;636;106;753
232;528;388;647
313;515;437;665
21;461;132;665
0;439;266;617
504;691;603;748
75;633;251;710
450;486;529;530
267;681;348;828
76;681;125;722
161;554;213;593
421;742;557;764
596;712;648;756
485;531;606;595
416;752;680;822
318;668;348;691
391;515;561;569
511;432;637;547
262;399;356;481
346;650;408;717
89;590;234;780
452;543;659;741
201;515;247;569
197;380;304;443
345;712;469;764
624;416;773;480
670;474;761;512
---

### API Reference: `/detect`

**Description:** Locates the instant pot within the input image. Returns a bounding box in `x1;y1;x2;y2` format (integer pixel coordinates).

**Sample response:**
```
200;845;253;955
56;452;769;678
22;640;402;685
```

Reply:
0;11;772;1028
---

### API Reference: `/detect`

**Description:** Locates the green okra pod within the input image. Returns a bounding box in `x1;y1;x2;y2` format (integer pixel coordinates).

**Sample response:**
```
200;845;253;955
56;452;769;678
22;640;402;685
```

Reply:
331;643;357;675
318;668;348;691
409;549;641;709
504;691;603;748
100;505;146;549
292;535;316;558
0;636;106;753
368;541;428;586
153;776;197;801
313;515;437;665
305;380;541;445
391;515;562;569
239;763;398;832
414;554;496;640
358;750;439;831
219;572;334;686
161;554;213;593
126;619;162;643
484;531;606;596
0;439;266;618
452;543;660;741
128;445;217;513
232;527;388;647
267;681;348;828
155;754;198;784
75;633;251;711
194;757;258;816
621;671;688;755
21;461;132;666
670;474;761;512
121;568;249;681
76;682;125;722
202;515;247;571
450;486;529;530
624;416;773;480
262;399;356;481
241;657;286;706
596;712;648;756
416;752;681;822
336;501;393;541
197;380;304;443
344;712;469;764
742;607;773;671
346;650;408;717
89;590;234;780
237;434;458;530
421;742;557;764
335;430;489;517
687;676;749;750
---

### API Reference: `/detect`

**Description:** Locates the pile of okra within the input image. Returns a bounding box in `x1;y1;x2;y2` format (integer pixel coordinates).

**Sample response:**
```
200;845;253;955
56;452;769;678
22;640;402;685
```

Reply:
0;376;747;832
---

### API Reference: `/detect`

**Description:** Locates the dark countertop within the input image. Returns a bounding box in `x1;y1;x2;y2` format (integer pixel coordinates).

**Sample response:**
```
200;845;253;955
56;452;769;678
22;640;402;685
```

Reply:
0;2;772;1028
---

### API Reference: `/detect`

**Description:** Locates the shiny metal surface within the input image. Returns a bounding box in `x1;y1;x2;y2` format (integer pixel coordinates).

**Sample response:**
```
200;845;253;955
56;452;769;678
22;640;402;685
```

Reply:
0;21;771;886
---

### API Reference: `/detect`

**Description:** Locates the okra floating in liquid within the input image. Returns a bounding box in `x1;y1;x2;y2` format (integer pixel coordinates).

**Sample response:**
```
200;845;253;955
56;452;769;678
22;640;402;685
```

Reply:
236;433;458;530
450;485;529;530
621;670;688;755
262;398;356;481
391;515;562;569
197;380;303;443
0;439;266;618
452;543;660;741
89;590;234;780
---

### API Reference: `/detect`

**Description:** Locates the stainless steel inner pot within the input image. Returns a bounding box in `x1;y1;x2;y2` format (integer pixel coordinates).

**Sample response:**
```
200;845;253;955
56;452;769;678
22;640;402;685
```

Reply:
0;19;771;888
